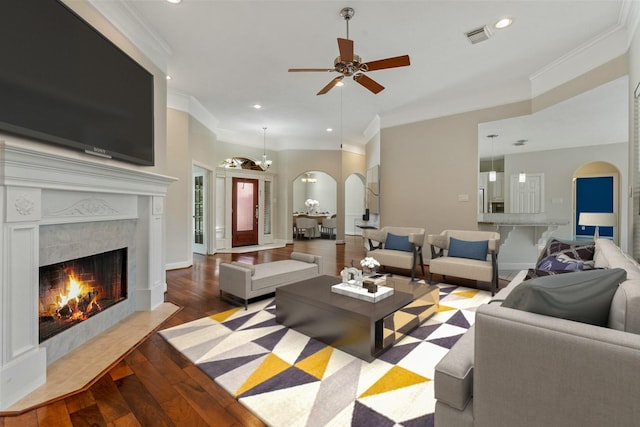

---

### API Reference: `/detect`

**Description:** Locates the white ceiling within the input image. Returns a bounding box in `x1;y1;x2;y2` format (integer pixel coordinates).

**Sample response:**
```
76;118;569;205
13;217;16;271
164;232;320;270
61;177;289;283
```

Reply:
93;0;637;153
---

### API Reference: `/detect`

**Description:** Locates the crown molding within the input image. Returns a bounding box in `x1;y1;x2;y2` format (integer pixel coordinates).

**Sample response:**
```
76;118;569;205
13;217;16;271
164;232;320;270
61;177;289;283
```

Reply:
168;90;220;132
529;1;634;97
88;0;171;73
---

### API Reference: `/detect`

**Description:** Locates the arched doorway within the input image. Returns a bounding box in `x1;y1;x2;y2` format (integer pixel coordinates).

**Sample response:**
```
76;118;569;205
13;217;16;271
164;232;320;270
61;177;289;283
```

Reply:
292;171;337;239
573;161;620;243
345;173;366;235
293;171;337;214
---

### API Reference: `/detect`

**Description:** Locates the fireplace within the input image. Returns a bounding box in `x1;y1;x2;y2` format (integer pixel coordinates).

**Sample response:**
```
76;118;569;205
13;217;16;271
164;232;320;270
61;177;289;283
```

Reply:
0;140;176;410
39;248;128;343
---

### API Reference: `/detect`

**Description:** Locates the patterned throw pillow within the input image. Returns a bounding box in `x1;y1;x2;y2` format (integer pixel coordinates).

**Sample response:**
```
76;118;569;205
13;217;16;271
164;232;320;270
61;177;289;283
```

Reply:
524;268;575;280
536;239;595;272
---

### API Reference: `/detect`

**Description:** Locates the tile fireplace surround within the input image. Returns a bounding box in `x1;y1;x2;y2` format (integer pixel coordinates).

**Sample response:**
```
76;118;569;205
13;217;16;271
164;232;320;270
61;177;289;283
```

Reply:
0;140;176;409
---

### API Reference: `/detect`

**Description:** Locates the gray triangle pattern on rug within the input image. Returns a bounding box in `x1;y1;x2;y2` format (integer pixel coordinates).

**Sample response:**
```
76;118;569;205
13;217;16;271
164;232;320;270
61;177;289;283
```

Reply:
352;401;395;427
408;323;442;340
253;327;289;351
377;341;422;365
296;338;331;364
159;284;491;426
238;366;319;398
199;353;267;379
446;310;472;329
179;331;231;362
306;359;361;427
428;334;465;350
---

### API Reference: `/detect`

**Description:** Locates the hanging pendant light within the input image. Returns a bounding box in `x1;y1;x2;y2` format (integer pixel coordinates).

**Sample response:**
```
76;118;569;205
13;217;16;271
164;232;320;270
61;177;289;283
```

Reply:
519;172;526;183
256;126;272;171
487;134;498;182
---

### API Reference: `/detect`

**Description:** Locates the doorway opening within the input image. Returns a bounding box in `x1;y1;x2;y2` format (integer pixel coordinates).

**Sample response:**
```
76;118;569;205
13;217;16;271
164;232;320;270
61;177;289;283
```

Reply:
192;165;209;255
293;171;337;240
345;173;365;235
573;161;619;243
232;177;259;247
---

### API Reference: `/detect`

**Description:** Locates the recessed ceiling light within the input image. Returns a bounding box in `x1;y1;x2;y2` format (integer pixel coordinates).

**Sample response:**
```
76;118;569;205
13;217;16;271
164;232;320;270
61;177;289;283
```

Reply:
336;81;344;87
495;17;513;29
253;104;262;109
326;128;333;132
166;0;181;4
166;75;172;80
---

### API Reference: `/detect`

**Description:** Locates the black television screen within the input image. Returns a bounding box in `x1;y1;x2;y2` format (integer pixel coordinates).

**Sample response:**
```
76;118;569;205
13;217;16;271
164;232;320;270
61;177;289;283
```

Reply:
0;0;154;166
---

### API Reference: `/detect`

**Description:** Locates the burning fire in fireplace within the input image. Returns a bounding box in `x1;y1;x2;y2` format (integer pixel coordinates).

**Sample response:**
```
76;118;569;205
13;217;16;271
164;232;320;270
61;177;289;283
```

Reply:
44;269;103;322
39;248;127;342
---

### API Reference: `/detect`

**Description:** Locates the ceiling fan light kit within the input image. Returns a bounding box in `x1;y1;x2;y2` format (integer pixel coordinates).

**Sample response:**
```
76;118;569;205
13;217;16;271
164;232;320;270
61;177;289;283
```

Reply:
288;6;411;95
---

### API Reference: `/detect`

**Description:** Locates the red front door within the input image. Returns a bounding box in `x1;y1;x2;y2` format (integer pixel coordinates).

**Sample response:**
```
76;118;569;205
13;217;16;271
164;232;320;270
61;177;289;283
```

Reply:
232;177;259;247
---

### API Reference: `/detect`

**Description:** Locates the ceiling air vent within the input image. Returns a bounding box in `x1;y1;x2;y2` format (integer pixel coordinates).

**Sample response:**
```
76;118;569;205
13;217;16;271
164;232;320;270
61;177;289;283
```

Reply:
465;25;492;44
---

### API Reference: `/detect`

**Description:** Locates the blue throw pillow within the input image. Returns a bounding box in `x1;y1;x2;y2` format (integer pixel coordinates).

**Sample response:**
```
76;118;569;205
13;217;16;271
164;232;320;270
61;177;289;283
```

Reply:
447;237;488;261
385;233;413;252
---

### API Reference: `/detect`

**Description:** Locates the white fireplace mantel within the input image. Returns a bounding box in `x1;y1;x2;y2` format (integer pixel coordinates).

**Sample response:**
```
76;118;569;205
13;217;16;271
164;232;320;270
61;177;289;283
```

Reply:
0;140;177;409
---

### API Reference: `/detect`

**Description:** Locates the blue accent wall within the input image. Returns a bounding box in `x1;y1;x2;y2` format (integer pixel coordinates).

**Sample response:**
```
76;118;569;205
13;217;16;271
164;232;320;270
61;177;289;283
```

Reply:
575;176;614;237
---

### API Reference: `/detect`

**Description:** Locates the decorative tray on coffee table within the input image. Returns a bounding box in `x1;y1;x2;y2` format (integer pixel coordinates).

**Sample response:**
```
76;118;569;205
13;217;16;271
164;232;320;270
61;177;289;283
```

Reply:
331;282;394;303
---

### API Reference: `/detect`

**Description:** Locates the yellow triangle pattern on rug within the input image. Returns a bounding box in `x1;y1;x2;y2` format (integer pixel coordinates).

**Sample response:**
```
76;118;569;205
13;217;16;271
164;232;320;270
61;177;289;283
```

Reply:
210;306;242;323
294;345;333;380
159;283;493;426
454;290;481;298
359;365;430;398
235;353;290;397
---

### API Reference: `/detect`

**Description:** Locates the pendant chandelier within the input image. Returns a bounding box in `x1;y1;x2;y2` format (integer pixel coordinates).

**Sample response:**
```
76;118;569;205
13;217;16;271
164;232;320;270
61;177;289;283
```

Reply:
256;126;272;171
519;172;526;183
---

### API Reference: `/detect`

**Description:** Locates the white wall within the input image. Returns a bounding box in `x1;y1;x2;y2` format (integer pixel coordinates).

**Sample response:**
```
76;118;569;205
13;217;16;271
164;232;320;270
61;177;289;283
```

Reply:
292;171;337;214
381;101;531;237
381;56;628;263
629;21;640;259
165;109;192;269
505;142;628;239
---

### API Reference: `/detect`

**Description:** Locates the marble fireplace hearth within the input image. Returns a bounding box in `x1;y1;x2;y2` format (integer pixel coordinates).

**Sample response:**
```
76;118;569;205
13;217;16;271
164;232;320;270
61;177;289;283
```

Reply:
0;140;176;409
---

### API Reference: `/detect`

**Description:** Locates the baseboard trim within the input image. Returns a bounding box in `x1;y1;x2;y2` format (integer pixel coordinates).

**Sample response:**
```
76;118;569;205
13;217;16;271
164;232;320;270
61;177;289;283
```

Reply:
166;260;193;271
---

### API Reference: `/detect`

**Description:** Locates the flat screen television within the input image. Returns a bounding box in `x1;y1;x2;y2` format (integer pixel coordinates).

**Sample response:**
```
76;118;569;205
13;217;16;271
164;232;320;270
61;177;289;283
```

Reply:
0;0;154;166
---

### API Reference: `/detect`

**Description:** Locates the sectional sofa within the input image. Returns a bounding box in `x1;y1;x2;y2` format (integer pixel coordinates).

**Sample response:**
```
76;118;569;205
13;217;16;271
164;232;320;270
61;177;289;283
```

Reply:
434;238;640;427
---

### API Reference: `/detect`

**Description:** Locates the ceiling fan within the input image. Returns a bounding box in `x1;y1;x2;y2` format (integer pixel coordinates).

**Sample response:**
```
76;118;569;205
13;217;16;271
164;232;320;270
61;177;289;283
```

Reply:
288;7;410;95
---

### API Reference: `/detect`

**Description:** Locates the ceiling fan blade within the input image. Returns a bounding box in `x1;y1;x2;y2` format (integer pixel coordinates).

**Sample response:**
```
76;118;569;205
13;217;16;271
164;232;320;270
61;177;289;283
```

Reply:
317;75;344;95
353;73;384;94
361;55;411;72
337;38;354;62
288;68;335;72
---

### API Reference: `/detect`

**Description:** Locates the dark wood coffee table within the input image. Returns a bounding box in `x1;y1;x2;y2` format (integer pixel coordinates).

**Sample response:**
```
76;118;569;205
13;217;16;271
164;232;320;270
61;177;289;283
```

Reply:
275;275;439;362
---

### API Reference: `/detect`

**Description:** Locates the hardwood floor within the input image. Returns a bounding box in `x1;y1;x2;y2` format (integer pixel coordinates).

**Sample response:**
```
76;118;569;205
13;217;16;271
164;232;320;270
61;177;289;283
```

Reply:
1;236;503;426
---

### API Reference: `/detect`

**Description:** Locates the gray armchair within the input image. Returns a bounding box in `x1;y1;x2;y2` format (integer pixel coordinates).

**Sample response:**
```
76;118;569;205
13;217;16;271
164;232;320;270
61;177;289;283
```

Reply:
363;226;425;280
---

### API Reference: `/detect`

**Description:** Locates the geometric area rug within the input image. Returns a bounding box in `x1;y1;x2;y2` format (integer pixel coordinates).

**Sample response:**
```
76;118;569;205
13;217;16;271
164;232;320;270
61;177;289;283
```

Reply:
159;283;491;427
